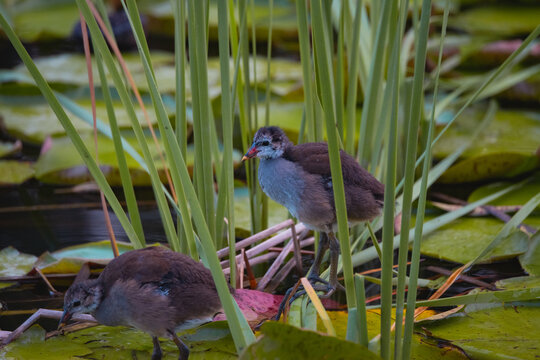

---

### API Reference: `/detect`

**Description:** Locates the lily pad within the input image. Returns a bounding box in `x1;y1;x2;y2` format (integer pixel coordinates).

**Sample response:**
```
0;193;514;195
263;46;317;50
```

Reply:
233;187;290;232
0;325;92;360
520;231;540;276
418;216;529;264
1;322;236;360
0;160;34;185
9;1;79;42
144;0;298;45
468;177;540;210
0;140;22;158
451;6;540;36
435;109;540;183
496;275;540;290
419;304;540;359
0;247;37;277
240;321;381;360
0;96;159;144
34;240;135;274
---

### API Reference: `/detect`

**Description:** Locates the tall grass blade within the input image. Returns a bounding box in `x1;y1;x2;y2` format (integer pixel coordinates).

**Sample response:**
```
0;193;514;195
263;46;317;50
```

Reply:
393;1;430;358
0;11;143;249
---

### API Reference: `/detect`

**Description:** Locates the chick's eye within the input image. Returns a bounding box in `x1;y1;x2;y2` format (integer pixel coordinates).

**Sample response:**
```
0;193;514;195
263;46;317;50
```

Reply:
261;140;270;146
73;300;81;307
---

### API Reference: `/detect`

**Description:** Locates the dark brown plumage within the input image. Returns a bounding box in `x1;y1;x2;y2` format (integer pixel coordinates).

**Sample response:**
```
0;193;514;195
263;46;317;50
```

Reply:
243;126;384;308
283;142;384;223
60;247;223;360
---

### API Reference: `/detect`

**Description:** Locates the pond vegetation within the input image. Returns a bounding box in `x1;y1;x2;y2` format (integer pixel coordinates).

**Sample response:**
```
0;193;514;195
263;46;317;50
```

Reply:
0;0;539;359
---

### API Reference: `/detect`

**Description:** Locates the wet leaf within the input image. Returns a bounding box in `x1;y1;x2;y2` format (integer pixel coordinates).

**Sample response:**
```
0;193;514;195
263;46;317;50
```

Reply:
1;322;236;360
326;310;468;360
468;177;540;210
0;247;37;276
0;140;21;158
0;96;159;144
419;304;540;359
233;187;290;232
451;6;540;36
418;216;529;264
0;160;34;185
496;275;540;290
11;1;79;42
520;231;540;276
240;321;380;360
34;240;135;274
64;322;237;359
33;133;241;185
434;110;540;183
0;325;92;360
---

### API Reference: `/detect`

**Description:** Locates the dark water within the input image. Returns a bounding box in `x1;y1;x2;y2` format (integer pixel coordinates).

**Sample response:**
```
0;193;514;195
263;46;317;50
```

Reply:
0;183;167;256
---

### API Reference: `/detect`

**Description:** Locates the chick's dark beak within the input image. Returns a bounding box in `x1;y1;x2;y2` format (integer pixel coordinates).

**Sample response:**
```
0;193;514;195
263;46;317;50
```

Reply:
58;309;71;330
242;144;258;161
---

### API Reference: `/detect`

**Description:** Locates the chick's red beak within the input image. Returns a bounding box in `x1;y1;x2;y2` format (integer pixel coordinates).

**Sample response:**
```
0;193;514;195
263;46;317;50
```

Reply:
242;145;258;161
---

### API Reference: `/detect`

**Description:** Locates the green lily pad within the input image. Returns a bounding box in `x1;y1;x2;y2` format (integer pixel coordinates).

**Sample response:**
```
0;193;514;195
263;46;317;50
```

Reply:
468;178;540;210
145;0;298;45
520;231;540;276
65;321;236;359
10;1;79;42
0;160;34;185
1;322;236;360
34;133;241;185
496;275;540;290
0;247;37;277
240;321;381;360
451;6;540;36
418;216;529;264
34;240;135;274
419;304;540;359
435;110;540;183
0;325;92;360
327;309;469;360
0;140;21;158
233;187;290;232
0;96;159;144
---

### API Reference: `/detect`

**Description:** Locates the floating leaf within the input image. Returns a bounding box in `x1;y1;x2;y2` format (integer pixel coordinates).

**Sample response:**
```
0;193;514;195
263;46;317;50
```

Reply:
468;177;540;210
0;160;34;185
0;325;92;360
520;231;540;276
451;6;540;36
34;240;134;274
1;322;236;360
419;304;540;359
496;275;540;290
435;110;540;183
233;187;289;232
0;247;37;277
418;216;529;264
0;140;22;158
0;96;159;144
240;321;380;360
10;1;79;42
